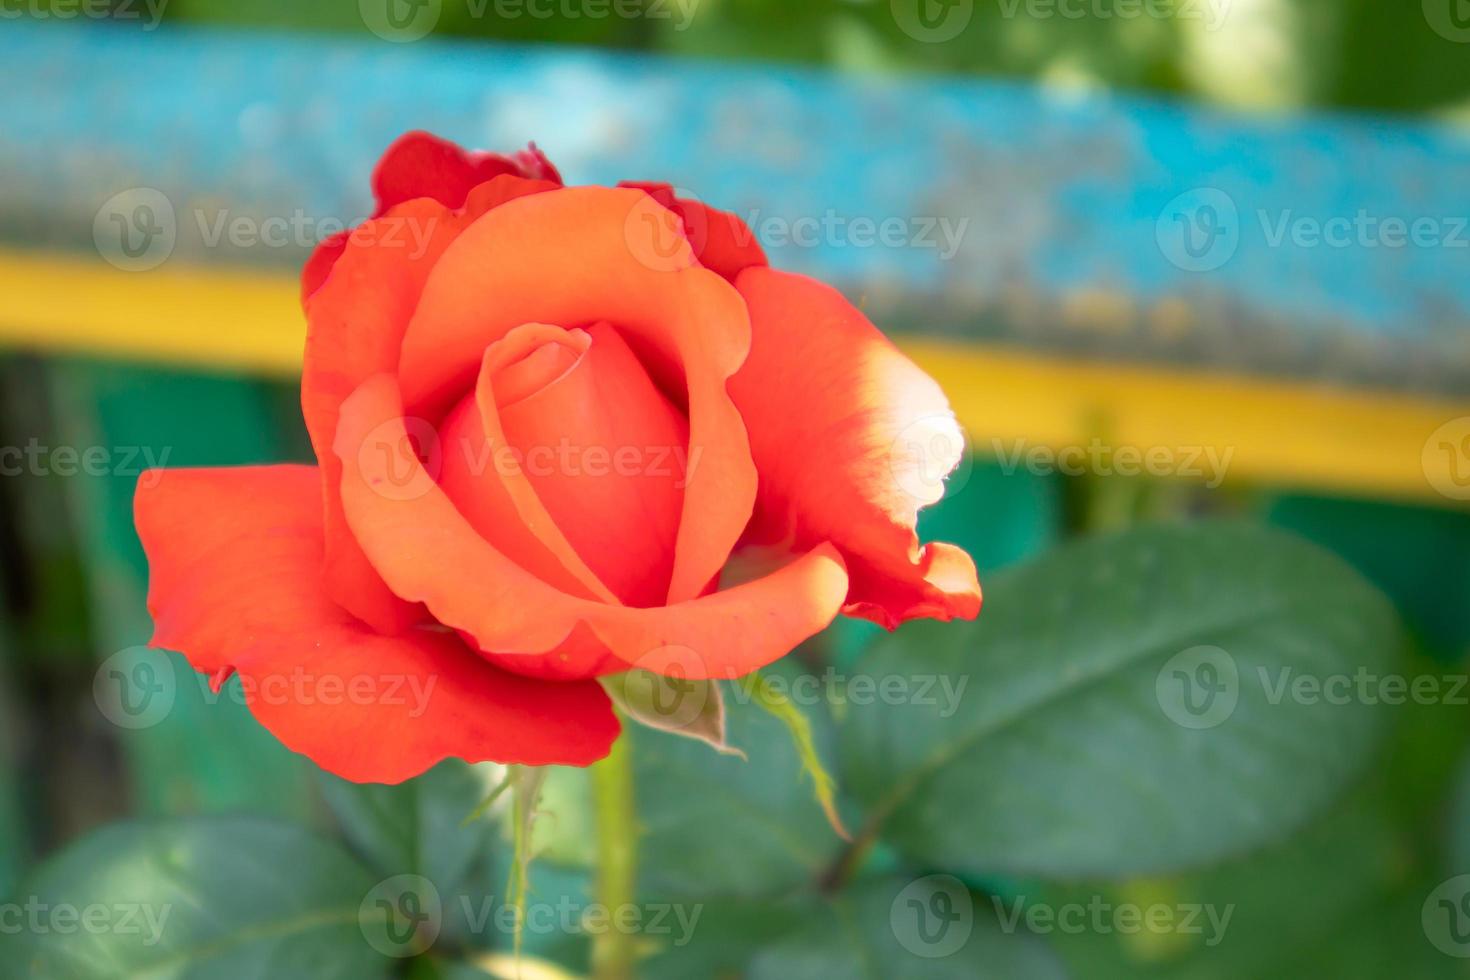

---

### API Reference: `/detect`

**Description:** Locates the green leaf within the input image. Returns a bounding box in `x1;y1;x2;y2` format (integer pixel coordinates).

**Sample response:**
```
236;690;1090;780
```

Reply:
1026;683;1468;978
1450;752;1470;876
746;876;1067;979
634;668;846;899
320;759;491;895
840;521;1401;878
3;815;390;979
603;670;738;756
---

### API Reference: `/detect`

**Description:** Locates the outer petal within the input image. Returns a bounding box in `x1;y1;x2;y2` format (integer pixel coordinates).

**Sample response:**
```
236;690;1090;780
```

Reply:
334;374;849;681
302;175;558;634
730;267;982;629
301;132;562;301
618;180;767;282
397;186;757;606
133;464;619;782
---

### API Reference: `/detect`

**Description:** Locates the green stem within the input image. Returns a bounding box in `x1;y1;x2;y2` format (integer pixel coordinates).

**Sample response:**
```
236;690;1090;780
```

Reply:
591;737;638;980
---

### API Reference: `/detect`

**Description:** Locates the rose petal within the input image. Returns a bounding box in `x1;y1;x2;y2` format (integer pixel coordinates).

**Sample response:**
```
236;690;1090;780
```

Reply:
302;175;558;635
730;267;982;628
397;185;757;606
492;322;688;608
371;131;562;213
439;324;620;604
619;180;767;282
334;374;849;681
134;464;619;782
301;132;562;301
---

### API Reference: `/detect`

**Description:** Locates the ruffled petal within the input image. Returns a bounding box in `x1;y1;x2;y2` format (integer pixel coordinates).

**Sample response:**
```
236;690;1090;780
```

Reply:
301;132;562;301
334;375;848;681
730;267;982;629
301;175;558;635
397;185;757;606
133;464;619;782
371;131;562;213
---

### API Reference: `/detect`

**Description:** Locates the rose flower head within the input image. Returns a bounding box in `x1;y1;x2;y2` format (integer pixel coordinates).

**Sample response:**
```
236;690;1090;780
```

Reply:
133;132;980;782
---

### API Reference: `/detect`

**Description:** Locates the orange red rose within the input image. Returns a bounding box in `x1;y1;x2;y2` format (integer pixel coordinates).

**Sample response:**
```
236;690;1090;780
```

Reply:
134;131;980;782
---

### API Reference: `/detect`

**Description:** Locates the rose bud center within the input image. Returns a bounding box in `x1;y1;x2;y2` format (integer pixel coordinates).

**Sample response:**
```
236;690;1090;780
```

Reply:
437;321;689;610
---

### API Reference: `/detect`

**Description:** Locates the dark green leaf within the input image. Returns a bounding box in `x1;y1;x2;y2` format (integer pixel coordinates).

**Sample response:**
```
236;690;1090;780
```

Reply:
320;759;491;894
841;521;1401;878
746;876;1067;979
635;666;845;899
2;815;390;979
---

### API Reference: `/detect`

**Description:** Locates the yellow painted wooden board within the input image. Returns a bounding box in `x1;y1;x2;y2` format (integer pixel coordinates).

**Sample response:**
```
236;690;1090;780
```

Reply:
2;248;1466;506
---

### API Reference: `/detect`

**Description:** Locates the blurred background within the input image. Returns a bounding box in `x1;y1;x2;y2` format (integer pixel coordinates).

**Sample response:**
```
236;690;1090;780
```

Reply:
2;1;1470;977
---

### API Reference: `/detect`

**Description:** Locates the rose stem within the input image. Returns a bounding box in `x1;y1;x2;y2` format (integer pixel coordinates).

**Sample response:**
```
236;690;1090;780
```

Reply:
591;734;638;980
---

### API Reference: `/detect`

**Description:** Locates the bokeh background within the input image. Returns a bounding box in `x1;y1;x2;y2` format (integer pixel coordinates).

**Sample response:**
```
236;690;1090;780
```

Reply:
2;1;1470;977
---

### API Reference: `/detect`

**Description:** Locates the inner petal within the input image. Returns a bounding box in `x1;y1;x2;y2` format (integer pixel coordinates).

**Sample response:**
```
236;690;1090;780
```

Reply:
439;325;616;604
501;322;688;607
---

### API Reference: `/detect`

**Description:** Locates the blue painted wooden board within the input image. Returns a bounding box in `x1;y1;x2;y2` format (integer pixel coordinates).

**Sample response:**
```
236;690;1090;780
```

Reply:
2;21;1468;394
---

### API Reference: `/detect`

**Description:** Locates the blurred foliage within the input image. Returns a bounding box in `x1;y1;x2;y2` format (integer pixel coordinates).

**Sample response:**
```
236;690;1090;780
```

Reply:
36;0;1454;116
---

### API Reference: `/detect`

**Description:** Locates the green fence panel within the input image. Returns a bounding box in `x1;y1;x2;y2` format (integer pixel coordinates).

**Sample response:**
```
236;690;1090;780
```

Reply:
1265;494;1470;661
44;360;315;821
